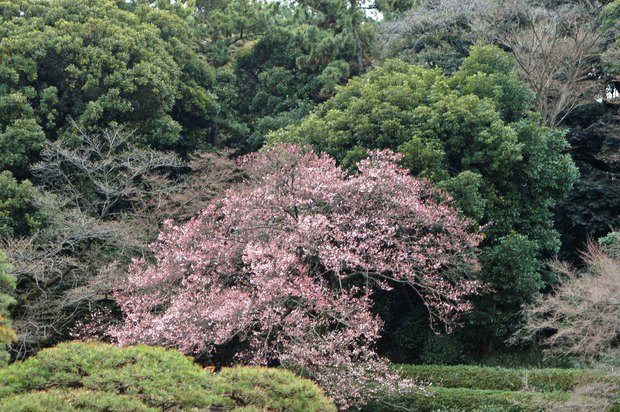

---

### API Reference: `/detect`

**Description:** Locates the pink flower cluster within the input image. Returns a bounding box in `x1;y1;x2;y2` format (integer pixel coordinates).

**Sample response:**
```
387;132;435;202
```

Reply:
110;144;481;409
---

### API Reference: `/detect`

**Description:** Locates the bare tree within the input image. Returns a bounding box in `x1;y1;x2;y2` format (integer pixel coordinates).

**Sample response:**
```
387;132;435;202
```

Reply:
144;150;242;224
513;234;620;366
473;1;605;127
379;0;492;72
2;191;147;359
33;124;240;225
381;0;606;126
32;125;184;218
4;126;241;359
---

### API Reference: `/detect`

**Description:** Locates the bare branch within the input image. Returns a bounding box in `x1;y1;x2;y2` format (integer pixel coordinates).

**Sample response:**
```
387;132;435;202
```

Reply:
472;0;605;127
513;236;620;366
32;125;185;219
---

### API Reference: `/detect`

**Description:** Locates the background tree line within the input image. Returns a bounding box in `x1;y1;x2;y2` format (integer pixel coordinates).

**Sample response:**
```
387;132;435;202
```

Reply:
0;0;618;379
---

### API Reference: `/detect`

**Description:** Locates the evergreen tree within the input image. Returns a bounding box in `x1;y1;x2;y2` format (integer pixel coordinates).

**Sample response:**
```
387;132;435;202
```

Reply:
0;251;16;366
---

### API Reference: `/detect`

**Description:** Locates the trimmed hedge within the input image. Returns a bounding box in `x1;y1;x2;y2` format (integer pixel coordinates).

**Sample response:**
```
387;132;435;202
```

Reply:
395;364;620;392
380;364;620;412
397;365;523;391
361;386;572;412
0;342;336;412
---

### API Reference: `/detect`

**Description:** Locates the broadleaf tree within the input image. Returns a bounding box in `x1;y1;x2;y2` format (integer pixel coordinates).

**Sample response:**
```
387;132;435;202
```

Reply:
268;45;579;352
110;145;481;409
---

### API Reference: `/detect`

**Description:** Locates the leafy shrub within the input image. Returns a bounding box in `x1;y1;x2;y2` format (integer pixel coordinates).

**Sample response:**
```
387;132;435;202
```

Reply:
524;369;584;392
419;334;465;365
599;231;620;257
0;342;336;412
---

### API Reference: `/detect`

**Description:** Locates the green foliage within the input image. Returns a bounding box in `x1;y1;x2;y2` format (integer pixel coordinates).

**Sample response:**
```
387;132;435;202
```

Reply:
454;43;535;123
0;252;14;314
231;0;378;149
375;0;420;19
0;101;46;175
269;44;578;347
0;342;221;408
0;342;336;411
233;26;327;148
195;0;277;66
0;314;15;367
419;334;465;365
269;59;442;168
0;171;44;238
602;0;620;30
599;230;620;256
602;0;620;77
466;234;543;342
0;251;16;366
437;171;486;221
398;364;523;391
0;0;228;162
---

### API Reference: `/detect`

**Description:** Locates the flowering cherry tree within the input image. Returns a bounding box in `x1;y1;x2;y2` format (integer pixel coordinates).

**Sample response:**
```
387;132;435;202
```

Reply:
110;145;481;408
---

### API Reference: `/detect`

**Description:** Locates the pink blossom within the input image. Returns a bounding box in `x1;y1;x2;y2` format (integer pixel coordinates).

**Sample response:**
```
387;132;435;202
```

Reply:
110;144;481;409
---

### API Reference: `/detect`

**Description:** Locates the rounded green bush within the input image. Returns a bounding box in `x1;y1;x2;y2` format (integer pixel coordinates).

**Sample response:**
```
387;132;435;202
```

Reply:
213;367;337;412
0;342;337;411
0;389;155;412
0;341;226;409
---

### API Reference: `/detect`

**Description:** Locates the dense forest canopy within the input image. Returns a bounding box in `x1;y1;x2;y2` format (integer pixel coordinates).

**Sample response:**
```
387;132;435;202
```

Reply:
268;47;579;352
0;0;619;410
